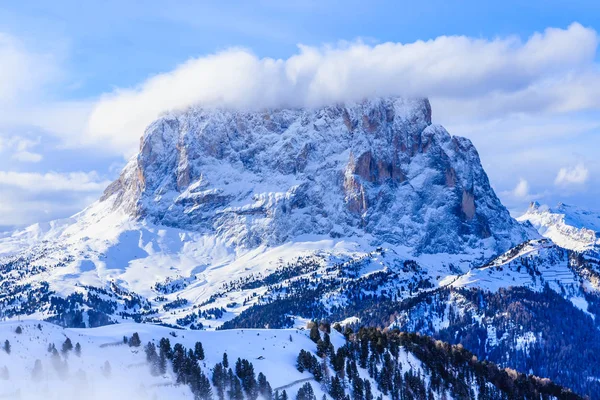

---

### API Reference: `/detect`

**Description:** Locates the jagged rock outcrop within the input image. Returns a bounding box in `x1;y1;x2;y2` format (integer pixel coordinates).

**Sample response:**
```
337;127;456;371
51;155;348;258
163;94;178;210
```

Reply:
102;97;529;254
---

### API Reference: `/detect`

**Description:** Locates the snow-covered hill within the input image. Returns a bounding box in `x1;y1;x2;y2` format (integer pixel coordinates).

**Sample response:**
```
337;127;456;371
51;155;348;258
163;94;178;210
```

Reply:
518;202;600;251
0;321;580;400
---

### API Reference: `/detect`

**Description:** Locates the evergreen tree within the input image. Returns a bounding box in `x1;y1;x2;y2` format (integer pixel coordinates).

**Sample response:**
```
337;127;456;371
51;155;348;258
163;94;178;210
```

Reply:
145;342;160;376
330;375;345;400
75;342;82;357
296;351;306;372
62;338;73;354
297;382;316;400
364;380;373;400
3;340;10;355
316;339;328;358
158;337;171;374
212;363;226;400
258;372;273;400
194;370;213;400
223;352;229;368
352;375;364;400
15;326;22;334
195;341;205;360
129;332;141;347
310;324;320;343
229;377;244;400
281;390;288;400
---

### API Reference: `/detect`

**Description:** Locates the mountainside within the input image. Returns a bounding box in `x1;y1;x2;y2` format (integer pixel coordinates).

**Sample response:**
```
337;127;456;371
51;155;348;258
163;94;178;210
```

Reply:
518;202;600;251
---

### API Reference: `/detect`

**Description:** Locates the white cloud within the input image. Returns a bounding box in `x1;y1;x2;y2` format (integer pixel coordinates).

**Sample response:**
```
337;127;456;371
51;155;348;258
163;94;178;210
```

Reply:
555;163;589;185
513;179;530;198
12;151;42;163
0;135;43;163
0;171;111;192
83;23;600;155
2;23;600;157
0;33;60;106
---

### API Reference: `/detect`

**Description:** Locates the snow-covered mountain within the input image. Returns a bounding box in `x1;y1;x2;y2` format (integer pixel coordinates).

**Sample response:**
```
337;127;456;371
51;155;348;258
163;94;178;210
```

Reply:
0;96;531;328
1;96;599;397
102;97;527;254
518;202;600;251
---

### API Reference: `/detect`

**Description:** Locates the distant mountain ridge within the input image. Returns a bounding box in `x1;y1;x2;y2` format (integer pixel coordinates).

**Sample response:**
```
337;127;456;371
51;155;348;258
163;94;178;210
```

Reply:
518;201;600;250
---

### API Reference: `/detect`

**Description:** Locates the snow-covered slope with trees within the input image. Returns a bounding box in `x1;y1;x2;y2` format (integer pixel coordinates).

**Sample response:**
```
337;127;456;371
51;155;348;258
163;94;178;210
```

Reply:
0;321;581;400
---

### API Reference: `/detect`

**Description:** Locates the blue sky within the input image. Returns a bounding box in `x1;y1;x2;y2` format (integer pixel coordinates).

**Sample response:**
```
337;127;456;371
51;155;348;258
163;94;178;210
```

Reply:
1;1;600;227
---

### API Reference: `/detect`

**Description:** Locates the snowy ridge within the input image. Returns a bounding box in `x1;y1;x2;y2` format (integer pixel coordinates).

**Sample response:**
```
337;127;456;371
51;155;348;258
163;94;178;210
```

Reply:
518;202;600;251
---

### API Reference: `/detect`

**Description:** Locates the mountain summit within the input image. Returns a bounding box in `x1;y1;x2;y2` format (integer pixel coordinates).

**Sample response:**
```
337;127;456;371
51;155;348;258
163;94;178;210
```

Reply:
102;97;527;254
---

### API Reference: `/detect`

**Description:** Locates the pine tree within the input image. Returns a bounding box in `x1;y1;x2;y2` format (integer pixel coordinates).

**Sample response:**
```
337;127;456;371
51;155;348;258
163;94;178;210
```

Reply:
229;377;244;400
352;375;364;400
330;375;345;400
195;370;213;400
281;390;288;400
212;363;226;400
75;342;82;357
364;380;373;400
310;324;320;343
3;340;10;355
296;351;306;372
297;382;316;400
129;332;141;347
62;338;73;354
15;326;22;334
223;352;229;368
258;372;273;400
145;342;160;376
316;339;328;358
195;342;205;360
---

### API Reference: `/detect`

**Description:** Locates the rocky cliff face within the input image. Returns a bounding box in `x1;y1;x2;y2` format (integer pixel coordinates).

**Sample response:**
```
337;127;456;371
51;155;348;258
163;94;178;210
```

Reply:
102;97;528;254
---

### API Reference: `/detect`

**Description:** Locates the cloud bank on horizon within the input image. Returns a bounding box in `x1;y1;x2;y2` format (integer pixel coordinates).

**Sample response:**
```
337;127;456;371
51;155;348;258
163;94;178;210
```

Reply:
1;22;600;226
84;23;600;155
